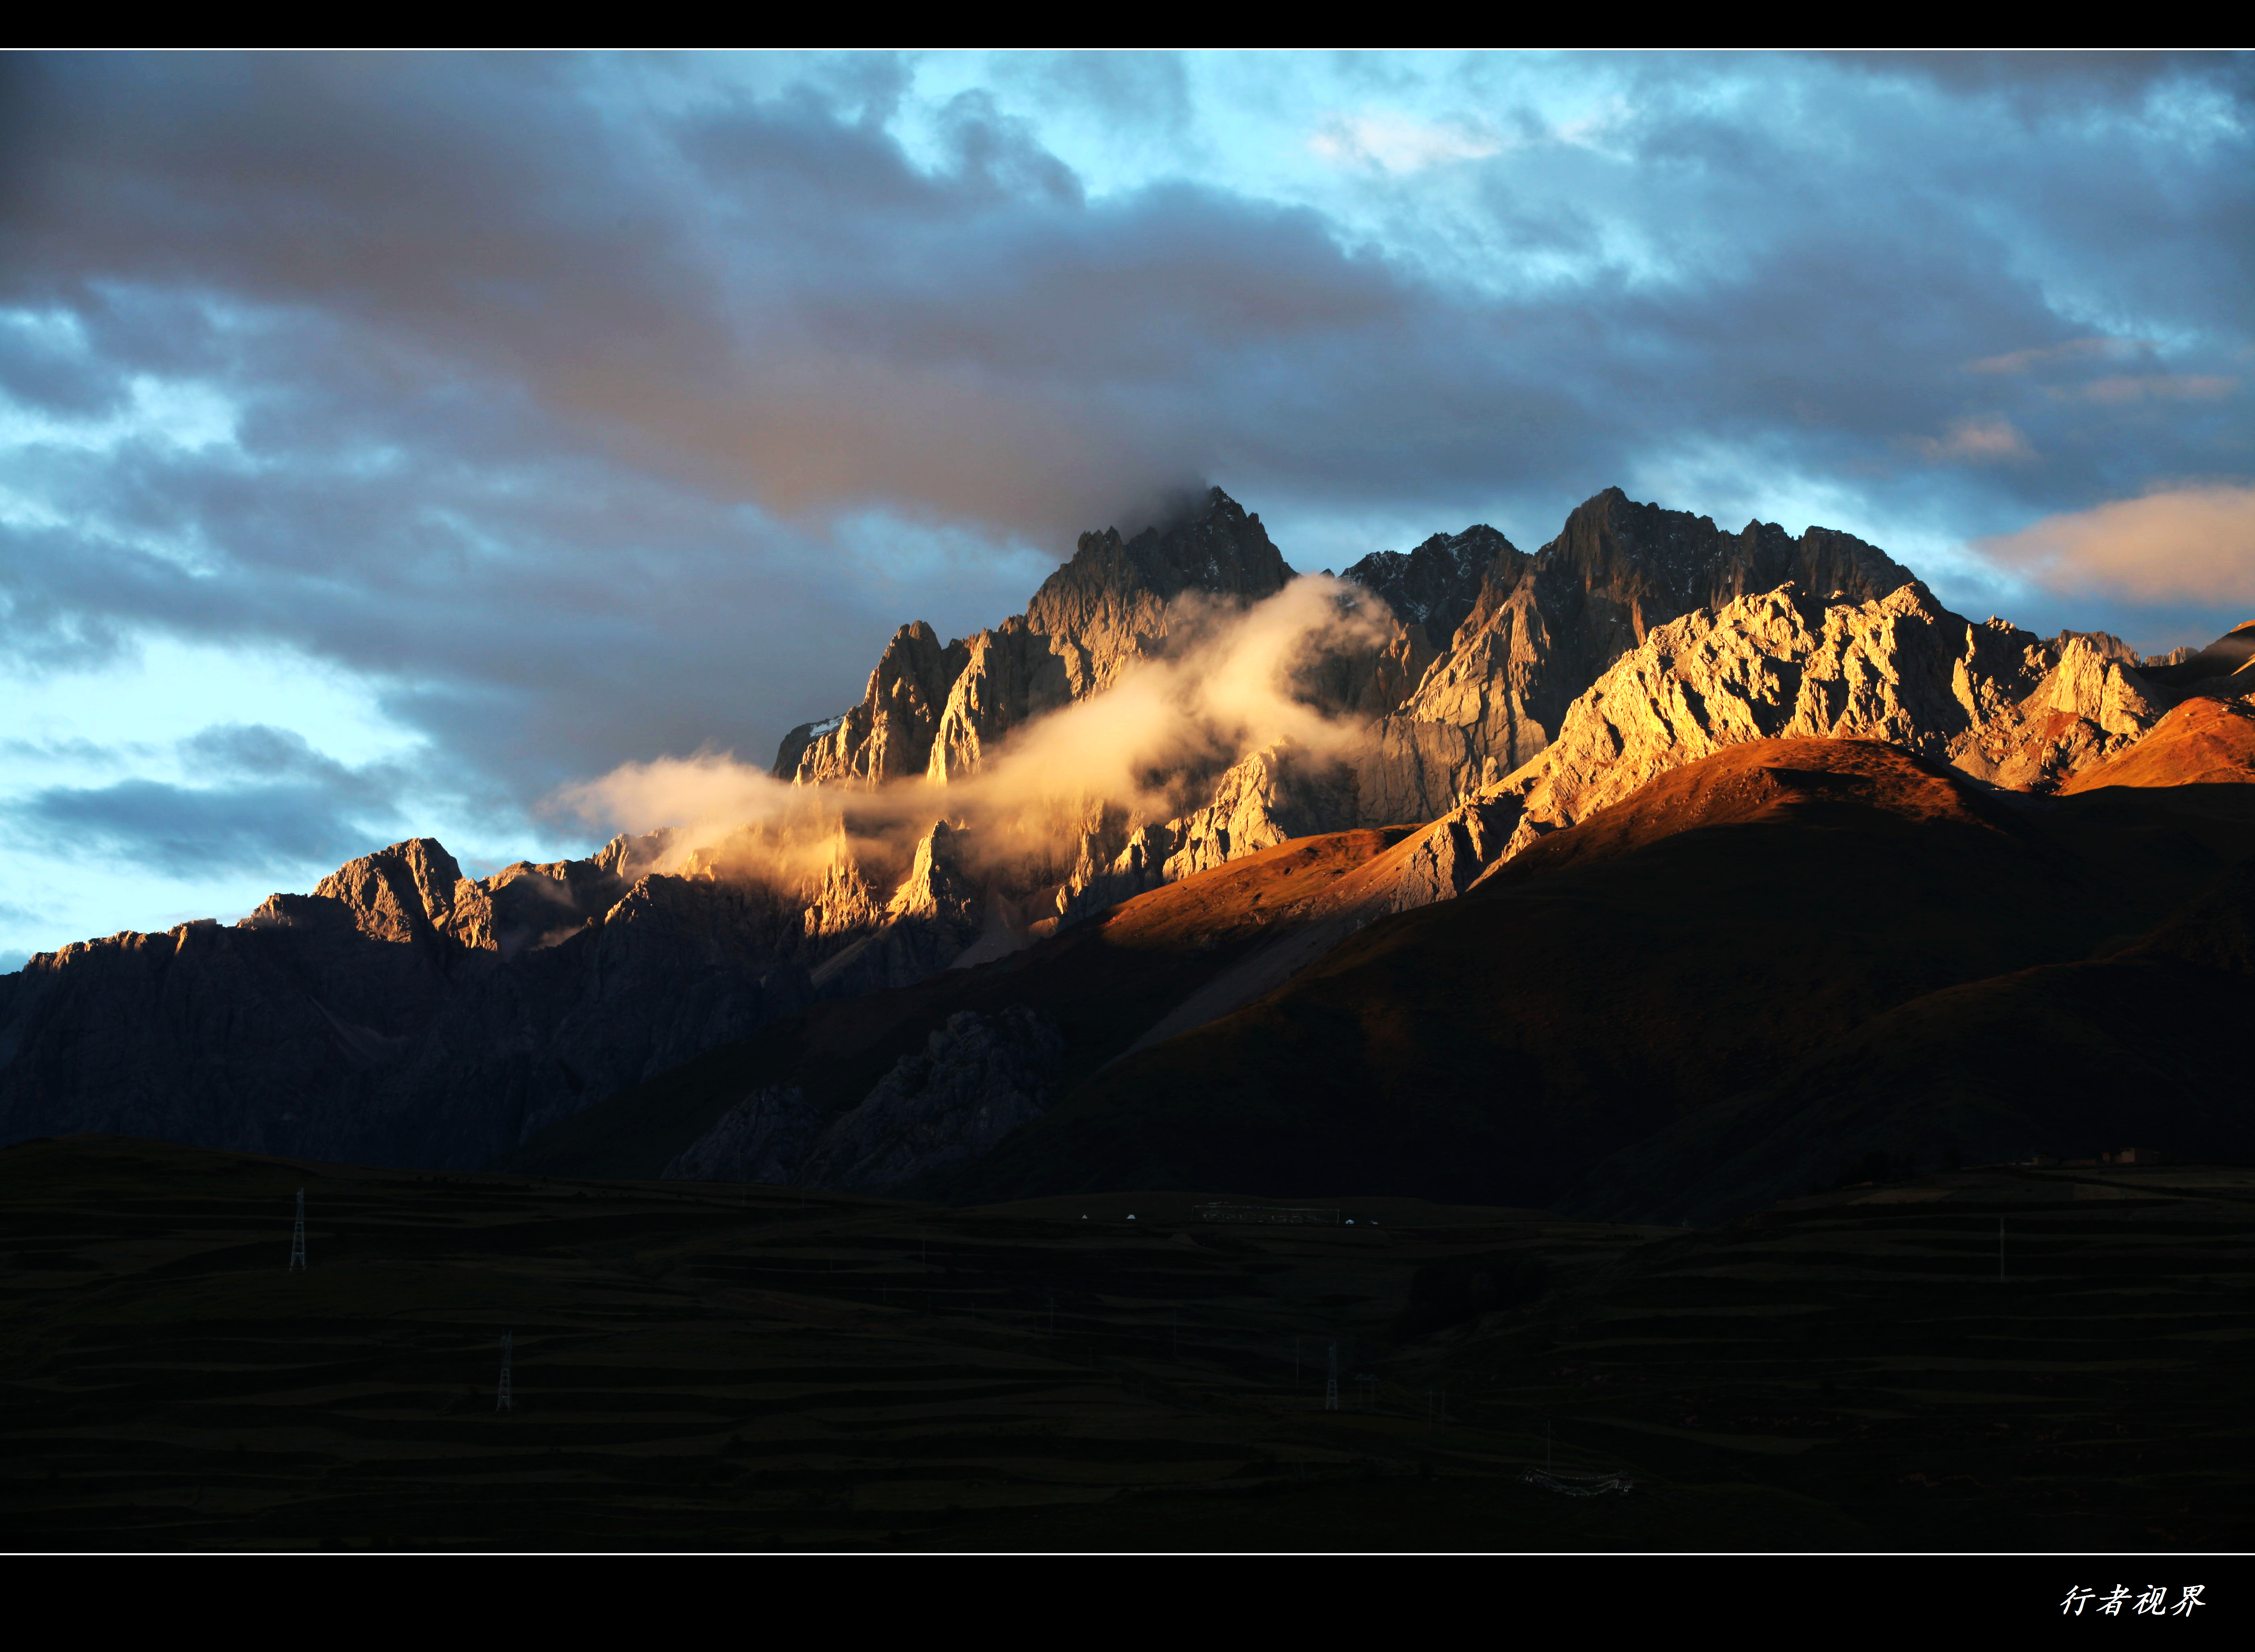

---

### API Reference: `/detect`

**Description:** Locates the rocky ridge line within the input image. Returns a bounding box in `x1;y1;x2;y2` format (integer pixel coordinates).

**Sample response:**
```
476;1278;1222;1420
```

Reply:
0;486;2226;1183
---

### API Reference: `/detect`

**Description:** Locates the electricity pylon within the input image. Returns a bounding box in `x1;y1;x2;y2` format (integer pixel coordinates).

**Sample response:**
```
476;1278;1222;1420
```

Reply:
1325;1340;1339;1411
288;1188;306;1272
496;1332;513;1414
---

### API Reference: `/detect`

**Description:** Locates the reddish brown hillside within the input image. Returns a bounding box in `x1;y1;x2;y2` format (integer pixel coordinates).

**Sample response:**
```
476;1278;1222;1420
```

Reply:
1489;736;2012;886
1070;828;1420;953
2060;695;2255;793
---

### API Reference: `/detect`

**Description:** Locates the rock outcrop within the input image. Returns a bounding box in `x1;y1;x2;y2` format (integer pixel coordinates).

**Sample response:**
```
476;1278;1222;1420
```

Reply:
1338;526;1507;659
313;838;500;952
785;622;972;788
662;1006;1066;1191
806;818;987;998
660;1085;820;1185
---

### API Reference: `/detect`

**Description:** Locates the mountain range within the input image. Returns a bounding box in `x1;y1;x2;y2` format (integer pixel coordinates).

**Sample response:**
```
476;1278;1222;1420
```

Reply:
4;486;2251;1218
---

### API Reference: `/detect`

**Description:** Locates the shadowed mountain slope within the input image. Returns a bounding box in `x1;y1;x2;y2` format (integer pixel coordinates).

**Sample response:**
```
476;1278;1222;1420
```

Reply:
1573;853;2255;1224
0;492;1334;1173
498;826;1425;1182
2139;619;2255;697
924;739;2255;1214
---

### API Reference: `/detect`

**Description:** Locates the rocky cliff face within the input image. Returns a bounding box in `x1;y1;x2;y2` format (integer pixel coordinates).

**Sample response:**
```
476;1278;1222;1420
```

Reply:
1039;490;1927;935
1342;489;1920;824
763;488;1938;982
1427;580;2173;872
761;488;1321;960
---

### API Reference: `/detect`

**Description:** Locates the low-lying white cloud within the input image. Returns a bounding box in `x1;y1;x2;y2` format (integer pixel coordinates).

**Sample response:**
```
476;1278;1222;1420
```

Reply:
554;574;1394;887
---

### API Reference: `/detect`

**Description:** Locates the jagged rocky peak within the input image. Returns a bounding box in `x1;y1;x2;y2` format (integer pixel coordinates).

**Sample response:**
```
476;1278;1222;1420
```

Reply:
255;831;659;967
1537;487;1915;621
312;837;497;952
1348;488;1925;824
1009;483;1297;707
778;486;1298;787
482;855;631;959
1025;486;1294;644
785;621;972;788
1341;525;1519;652
2052;628;2142;666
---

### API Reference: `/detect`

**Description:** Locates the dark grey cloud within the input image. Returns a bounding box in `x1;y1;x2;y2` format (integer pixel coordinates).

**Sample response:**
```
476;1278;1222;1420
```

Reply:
0;47;2248;837
0;735;140;766
19;777;383;876
1818;49;2252;109
13;722;408;875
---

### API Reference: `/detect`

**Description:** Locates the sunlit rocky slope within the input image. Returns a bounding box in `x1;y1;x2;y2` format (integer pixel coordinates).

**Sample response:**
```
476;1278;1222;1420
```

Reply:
0;486;2239;1186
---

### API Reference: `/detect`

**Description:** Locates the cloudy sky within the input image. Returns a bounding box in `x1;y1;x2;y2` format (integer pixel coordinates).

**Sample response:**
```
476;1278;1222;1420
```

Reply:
2;49;2250;966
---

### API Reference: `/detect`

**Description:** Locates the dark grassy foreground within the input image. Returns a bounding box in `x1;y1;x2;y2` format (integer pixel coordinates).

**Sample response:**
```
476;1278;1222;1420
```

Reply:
0;1136;2249;1551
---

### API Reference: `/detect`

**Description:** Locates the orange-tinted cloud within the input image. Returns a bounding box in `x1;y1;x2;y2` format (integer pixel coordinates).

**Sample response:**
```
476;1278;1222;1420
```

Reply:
1968;337;2137;375
1977;485;2255;604
553;574;1395;884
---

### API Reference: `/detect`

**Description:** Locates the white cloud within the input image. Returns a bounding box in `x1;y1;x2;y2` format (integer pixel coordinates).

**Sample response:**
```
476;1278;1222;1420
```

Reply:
1309;112;1503;174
